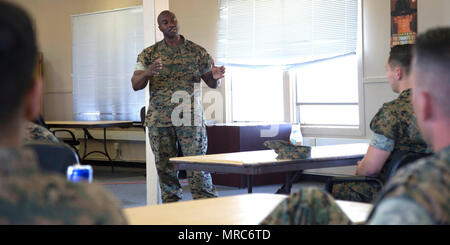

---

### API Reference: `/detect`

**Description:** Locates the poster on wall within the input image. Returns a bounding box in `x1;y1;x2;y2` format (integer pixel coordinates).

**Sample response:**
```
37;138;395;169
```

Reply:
391;0;418;47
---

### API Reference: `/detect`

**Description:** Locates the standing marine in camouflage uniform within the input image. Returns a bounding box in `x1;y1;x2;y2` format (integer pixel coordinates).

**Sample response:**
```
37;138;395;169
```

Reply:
0;2;127;224
131;11;225;203
24;121;60;144
331;45;431;203
261;27;450;225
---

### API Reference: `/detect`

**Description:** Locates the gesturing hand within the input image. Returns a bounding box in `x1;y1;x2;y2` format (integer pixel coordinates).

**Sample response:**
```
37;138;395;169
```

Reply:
211;60;225;80
146;58;163;76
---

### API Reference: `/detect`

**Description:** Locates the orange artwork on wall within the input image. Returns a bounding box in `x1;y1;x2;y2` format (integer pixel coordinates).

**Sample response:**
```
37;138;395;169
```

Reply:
391;0;418;47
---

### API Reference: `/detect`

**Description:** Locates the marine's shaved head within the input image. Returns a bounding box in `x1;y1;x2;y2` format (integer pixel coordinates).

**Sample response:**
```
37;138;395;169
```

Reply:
157;10;176;25
412;27;450;117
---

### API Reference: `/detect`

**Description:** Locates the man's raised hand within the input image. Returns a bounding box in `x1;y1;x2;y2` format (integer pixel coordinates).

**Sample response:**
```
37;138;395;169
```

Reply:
211;60;225;80
147;57;163;76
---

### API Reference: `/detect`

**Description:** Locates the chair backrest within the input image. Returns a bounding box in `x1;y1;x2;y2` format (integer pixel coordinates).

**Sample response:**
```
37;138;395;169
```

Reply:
24;142;80;175
380;151;432;183
33;114;49;129
140;106;146;124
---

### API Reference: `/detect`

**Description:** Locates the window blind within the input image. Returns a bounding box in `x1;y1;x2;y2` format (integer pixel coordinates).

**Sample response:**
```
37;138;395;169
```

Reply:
217;0;358;67
72;6;145;122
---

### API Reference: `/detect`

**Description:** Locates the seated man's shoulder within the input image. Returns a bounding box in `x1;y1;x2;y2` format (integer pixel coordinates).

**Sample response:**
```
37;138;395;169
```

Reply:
38;173;128;224
394;149;449;181
370;92;416;137
25;122;59;144
0;168;127;225
378;94;411;116
378;149;450;224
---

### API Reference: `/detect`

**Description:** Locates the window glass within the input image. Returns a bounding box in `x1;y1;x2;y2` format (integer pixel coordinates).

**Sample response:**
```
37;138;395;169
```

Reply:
230;67;284;122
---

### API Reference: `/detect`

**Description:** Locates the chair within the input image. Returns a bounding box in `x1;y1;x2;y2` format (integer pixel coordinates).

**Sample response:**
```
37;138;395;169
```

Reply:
24;142;80;175
140;106;146;126
33;115;81;155
324;151;432;193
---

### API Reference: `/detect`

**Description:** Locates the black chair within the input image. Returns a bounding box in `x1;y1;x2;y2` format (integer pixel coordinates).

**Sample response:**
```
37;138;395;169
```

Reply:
324;151;432;193
140;106;146;126
24;142;80;175
33;115;81;155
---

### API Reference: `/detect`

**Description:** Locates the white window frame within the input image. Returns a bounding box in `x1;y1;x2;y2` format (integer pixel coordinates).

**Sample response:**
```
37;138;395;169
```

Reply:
224;0;364;138
289;0;364;138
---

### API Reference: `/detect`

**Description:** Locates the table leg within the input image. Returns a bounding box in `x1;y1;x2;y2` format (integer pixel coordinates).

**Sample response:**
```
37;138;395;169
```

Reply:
80;128;114;173
276;171;303;194
82;128;88;161
103;128;114;173
247;175;253;194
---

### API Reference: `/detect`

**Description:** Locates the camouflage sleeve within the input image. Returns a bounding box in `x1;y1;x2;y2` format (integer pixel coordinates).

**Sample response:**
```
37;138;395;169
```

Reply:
198;47;213;76
369;104;398;141
135;61;146;71
68;182;129;225
25;122;60;144
136;47;153;71
369;133;395;152
367;197;434;225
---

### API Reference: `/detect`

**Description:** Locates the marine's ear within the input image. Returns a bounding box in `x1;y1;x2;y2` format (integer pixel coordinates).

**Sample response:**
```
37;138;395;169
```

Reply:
394;66;403;81
24;74;43;122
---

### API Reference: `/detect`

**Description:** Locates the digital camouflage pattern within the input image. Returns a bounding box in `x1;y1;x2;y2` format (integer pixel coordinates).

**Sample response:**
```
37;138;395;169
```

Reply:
331;181;381;203
369;89;430;154
137;36;217;203
264;140;311;160
148;125;217;203
24;122;59;144
261;146;449;225
137;36;212;128
330;89;431;203
368;145;450;225
370;133;395;152
0;148;127;224
260;187;351;225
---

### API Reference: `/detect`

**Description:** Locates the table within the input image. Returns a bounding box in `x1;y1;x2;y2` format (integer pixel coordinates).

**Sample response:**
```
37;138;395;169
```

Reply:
123;194;373;225
46;121;134;172
206;123;292;188
335;200;373;225
170;143;368;193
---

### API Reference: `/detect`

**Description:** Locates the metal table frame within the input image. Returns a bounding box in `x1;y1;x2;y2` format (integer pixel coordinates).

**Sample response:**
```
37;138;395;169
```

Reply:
46;121;134;173
171;143;368;194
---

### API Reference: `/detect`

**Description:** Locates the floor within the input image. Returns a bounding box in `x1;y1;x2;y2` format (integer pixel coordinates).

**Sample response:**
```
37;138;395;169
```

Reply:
92;165;326;209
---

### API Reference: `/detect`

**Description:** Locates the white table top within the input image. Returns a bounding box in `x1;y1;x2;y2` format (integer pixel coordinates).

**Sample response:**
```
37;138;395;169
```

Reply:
124;194;287;225
170;143;369;166
46;120;134;128
123;194;373;225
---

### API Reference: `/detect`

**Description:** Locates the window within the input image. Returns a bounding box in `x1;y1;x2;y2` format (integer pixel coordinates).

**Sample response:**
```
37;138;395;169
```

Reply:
229;67;284;122
218;0;362;135
294;54;359;127
72;6;145;122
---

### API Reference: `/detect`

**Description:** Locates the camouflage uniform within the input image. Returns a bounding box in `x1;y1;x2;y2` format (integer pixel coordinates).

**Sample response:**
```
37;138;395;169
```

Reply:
136;36;217;203
263;140;311;160
260;187;351;225
0;148;127;224
24;122;59;144
331;89;431;203
367;145;450;225
261;147;449;225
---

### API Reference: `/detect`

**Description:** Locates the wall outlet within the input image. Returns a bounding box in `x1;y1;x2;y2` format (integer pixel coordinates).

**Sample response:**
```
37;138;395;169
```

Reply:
113;142;122;160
